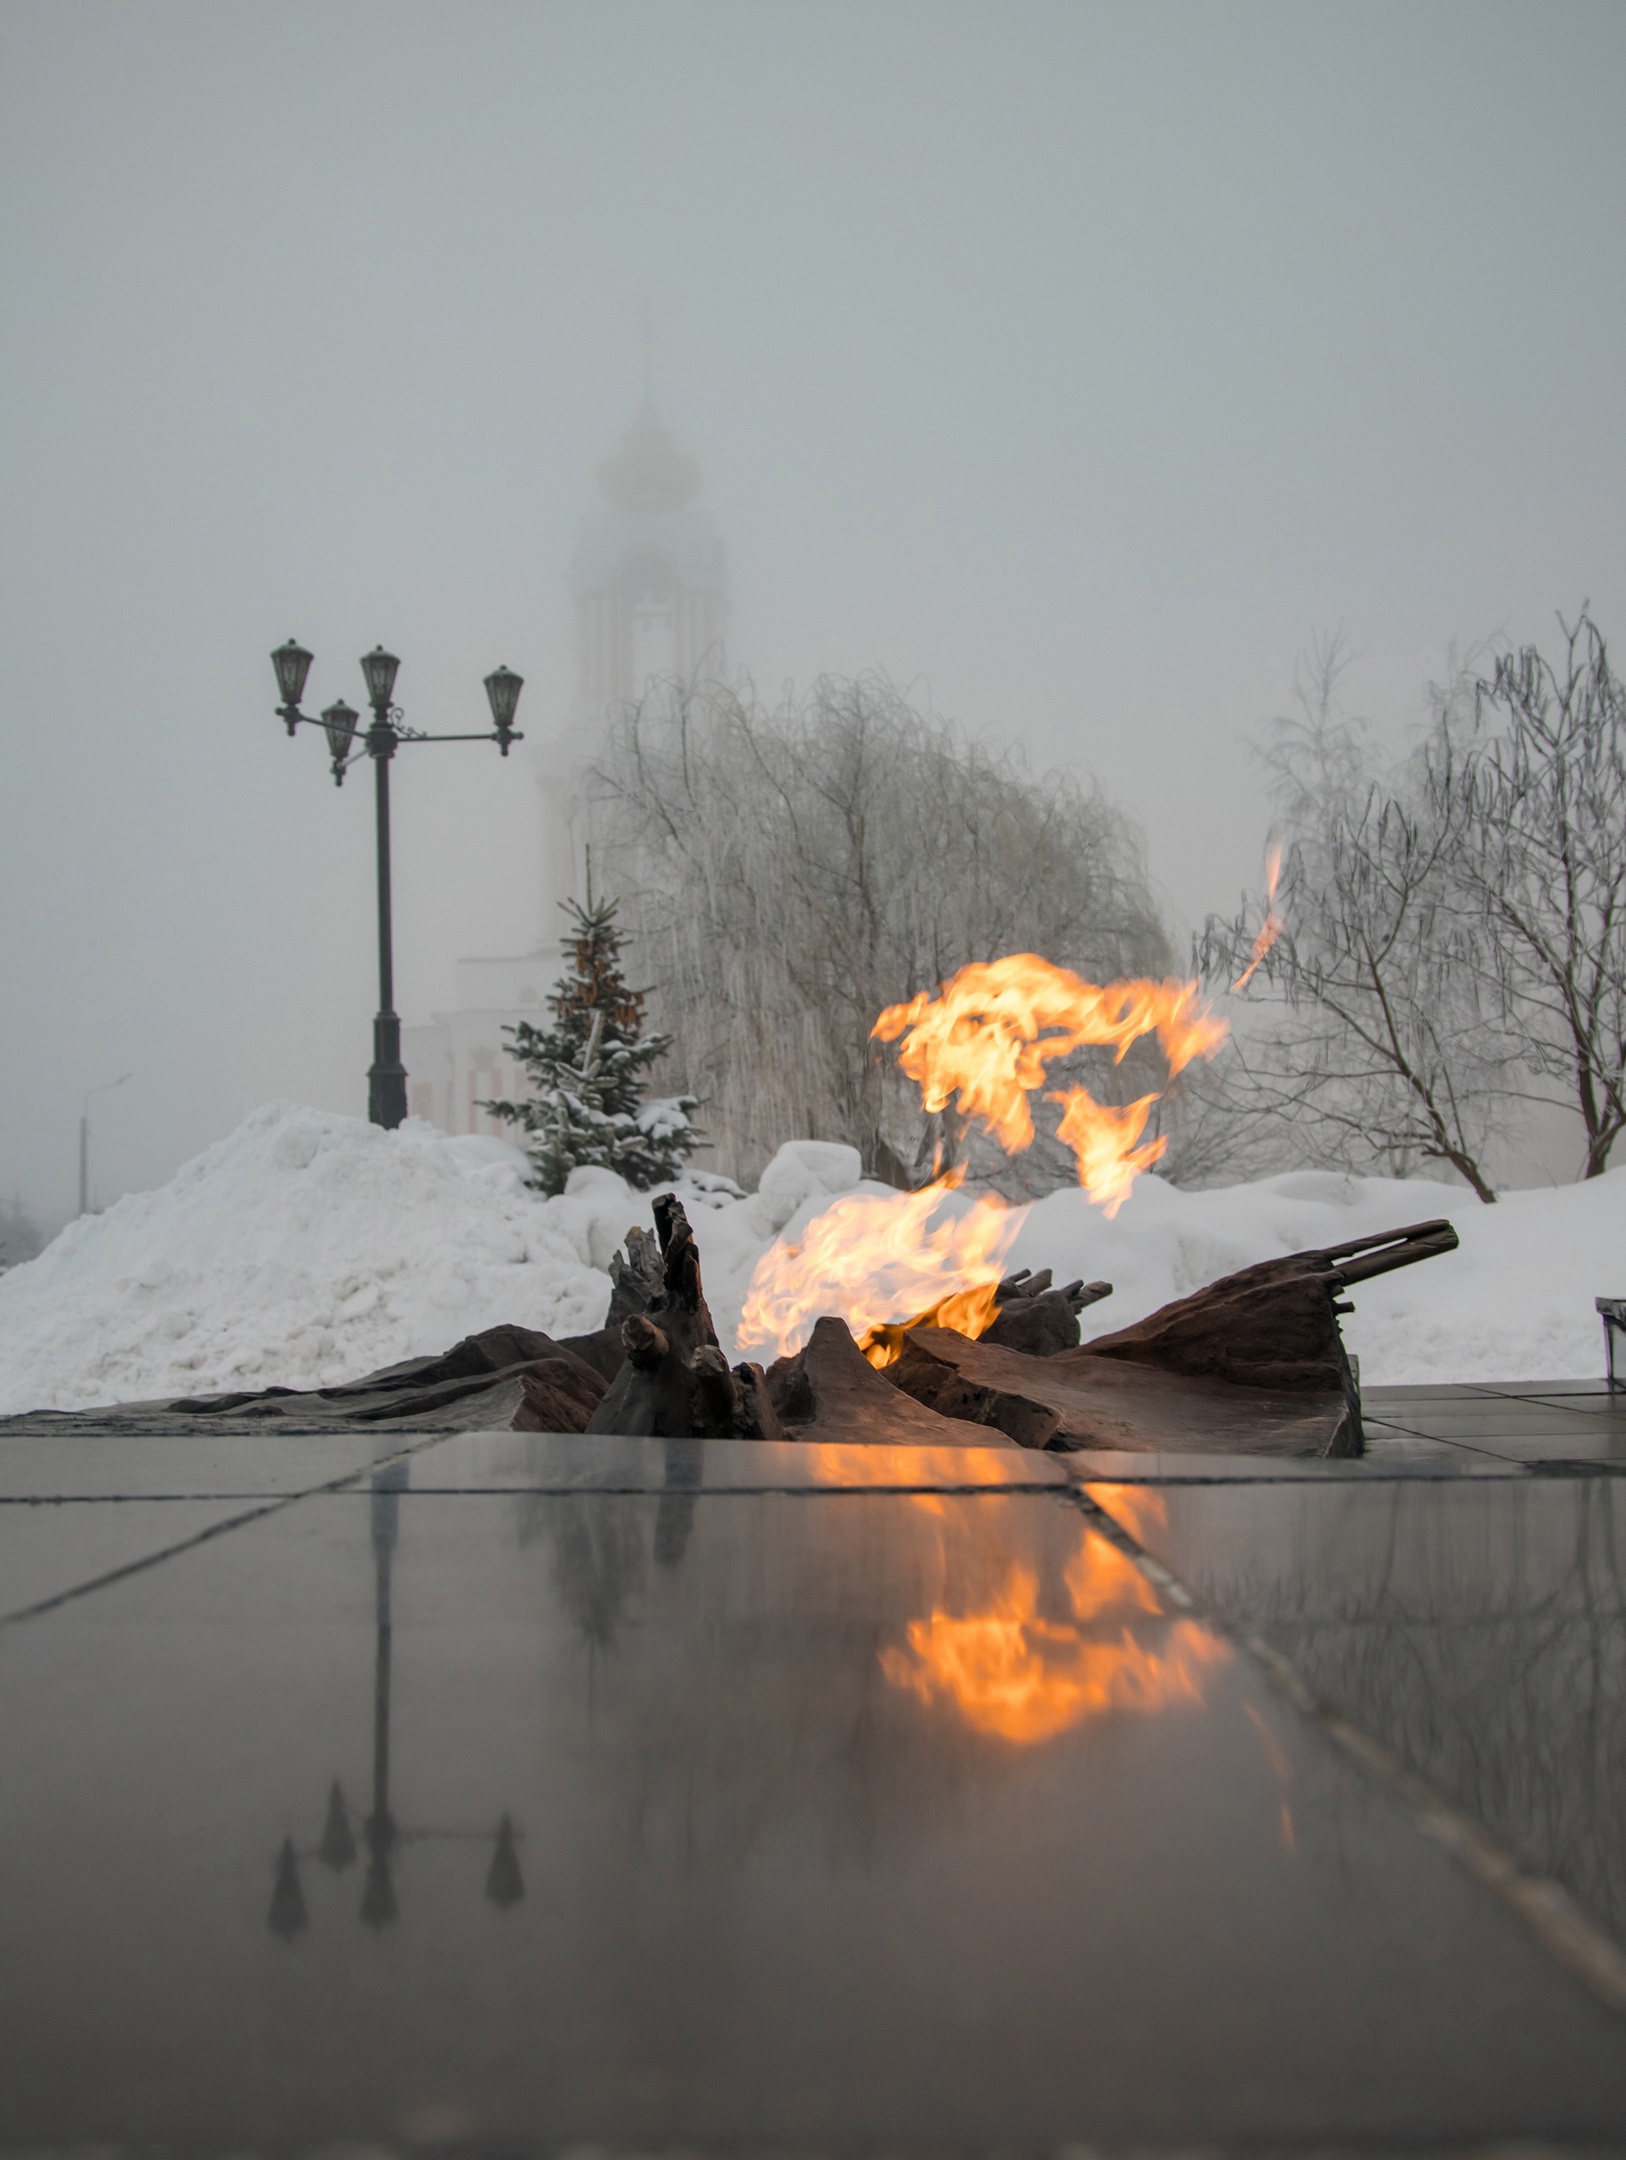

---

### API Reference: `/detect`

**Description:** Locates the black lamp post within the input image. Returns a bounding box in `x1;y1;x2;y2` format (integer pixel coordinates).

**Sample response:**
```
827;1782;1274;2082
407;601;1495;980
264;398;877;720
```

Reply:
270;641;525;1129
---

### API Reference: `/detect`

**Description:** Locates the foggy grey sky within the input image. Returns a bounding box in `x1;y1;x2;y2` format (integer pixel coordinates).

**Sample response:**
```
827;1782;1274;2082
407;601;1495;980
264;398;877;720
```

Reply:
3;0;1624;1224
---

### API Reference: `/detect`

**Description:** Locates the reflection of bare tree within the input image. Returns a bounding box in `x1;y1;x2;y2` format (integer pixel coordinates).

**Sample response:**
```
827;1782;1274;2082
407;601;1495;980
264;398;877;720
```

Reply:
527;1490;649;1648
653;1445;702;1569
514;1443;708;1647
1150;1480;1626;1939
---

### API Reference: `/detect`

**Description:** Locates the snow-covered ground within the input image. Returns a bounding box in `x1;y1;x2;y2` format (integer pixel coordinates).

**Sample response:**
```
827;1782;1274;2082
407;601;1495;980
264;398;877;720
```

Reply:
0;1101;1620;1414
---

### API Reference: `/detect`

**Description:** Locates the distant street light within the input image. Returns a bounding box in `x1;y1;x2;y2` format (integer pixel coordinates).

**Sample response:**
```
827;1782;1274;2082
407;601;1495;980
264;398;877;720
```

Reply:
270;643;524;1129
79;1071;131;1218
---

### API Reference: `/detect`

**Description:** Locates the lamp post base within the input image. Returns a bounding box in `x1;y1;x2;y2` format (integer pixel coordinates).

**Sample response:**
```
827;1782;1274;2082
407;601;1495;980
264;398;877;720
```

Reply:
369;1012;409;1130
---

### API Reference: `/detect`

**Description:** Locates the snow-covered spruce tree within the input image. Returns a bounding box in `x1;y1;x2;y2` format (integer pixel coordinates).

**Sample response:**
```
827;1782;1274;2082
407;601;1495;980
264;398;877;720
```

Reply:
481;896;701;1196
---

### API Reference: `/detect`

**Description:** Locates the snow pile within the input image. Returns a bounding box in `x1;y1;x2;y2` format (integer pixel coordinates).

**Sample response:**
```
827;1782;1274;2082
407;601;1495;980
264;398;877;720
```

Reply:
0;1105;618;1414
1;1102;1623;1414
1002;1166;1626;1387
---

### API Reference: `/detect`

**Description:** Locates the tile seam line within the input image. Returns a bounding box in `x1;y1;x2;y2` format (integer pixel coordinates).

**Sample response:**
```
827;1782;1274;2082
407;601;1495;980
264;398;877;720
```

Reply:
1363;1424;1552;1464
12;1464;1607;1501
1064;1484;1626;2023
295;1480;1073;1500
364;1471;1536;1494
0;1469;1062;1616
1057;1466;1535;1484
0;1491;370;1505
0;1435;445;1630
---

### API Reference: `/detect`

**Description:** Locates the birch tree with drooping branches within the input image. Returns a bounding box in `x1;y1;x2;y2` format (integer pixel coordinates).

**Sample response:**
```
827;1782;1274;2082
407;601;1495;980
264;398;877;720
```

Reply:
584;673;1172;1189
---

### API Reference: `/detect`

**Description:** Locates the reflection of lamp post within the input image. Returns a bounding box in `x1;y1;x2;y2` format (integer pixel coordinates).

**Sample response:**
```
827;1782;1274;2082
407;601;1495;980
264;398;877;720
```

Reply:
78;1071;130;1218
268;1465;524;1937
361;1460;402;1930
270;641;525;1130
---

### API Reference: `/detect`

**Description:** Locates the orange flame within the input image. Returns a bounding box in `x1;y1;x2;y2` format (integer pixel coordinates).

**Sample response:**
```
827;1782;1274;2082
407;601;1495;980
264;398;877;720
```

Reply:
880;1525;1229;1744
873;956;1226;1211
735;1169;1024;1363
858;1279;1003;1369
1244;1701;1297;1852
803;1443;1038;1487
1048;1086;1166;1218
1085;1483;1169;1543
1231;845;1284;991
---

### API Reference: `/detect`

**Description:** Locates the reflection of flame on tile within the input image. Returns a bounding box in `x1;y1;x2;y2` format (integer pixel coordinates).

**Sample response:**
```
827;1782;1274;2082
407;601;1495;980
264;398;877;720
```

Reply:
1085;1483;1169;1544
880;1525;1230;1744
803;1444;1037;1490
1244;1701;1296;1852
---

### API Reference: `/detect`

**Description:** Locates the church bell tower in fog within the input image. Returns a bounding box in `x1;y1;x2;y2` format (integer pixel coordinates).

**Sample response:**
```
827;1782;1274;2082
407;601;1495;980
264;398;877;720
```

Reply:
534;391;728;905
570;396;728;719
402;394;728;1138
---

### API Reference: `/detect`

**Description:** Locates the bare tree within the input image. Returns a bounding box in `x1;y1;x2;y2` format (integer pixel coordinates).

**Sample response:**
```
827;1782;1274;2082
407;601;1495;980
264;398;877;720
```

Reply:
1199;644;1514;1202
584;673;1171;1187
1442;614;1626;1180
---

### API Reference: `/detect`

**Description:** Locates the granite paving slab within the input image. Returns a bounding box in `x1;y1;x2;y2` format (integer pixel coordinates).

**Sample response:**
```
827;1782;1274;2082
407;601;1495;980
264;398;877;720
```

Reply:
0;1450;1625;2149
0;1426;433;1500
0;1496;276;1622
399;1428;1069;1492
1473;1380;1617;1399
1364;1423;1626;1465
1056;1441;1530;1482
1359;1405;1626;1440
1085;1471;1626;1946
1476;1390;1626;1420
1363;1382;1530;1401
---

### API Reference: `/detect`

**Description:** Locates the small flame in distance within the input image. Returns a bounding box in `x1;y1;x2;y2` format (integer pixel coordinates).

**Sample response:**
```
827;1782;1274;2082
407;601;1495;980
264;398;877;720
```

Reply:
1231;844;1284;991
1048;1087;1166;1220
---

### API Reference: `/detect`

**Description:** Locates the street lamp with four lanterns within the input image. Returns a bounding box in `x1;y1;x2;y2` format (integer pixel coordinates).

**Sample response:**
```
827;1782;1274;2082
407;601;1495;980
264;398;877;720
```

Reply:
269;640;524;1128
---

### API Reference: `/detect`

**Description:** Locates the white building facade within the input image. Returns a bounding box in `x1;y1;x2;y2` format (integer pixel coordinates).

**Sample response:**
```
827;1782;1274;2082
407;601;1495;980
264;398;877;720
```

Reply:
402;956;553;1139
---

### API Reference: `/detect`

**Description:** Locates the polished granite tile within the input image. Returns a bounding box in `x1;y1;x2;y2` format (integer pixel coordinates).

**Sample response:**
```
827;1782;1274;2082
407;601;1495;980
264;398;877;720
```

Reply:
1363;1382;1522;1402
1057;1442;1528;1482
0;1496;273;1621
0;1427;429;1500
1364;1421;1626;1465
1475;1379;1617;1399
1086;1472;1626;1947
1358;1423;1519;1468
402;1428;1067;1492
1433;1435;1626;1466
1480;1389;1626;1419
1356;1404;1626;1440
1350;1378;1626;1461
1;1467;1624;2149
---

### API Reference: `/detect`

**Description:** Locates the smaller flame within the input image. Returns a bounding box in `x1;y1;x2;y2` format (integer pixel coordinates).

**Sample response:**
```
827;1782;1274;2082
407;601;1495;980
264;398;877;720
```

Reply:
873;956;1227;1215
858;1280;1003;1369
735;1170;1024;1364
1048;1086;1166;1218
1231;845;1284;991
